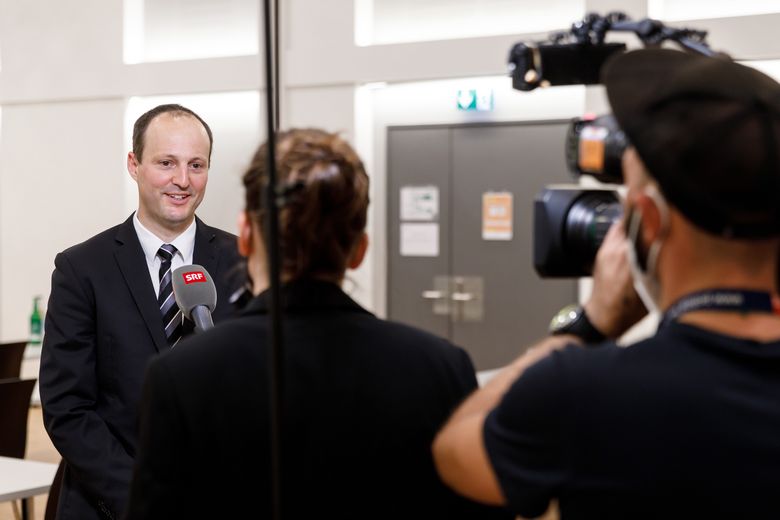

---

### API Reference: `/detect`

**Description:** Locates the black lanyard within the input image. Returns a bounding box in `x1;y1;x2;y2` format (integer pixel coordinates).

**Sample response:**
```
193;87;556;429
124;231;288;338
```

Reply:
660;289;780;328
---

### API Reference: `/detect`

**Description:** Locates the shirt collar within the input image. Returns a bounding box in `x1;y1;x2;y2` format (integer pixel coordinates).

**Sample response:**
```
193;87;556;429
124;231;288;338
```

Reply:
132;212;197;263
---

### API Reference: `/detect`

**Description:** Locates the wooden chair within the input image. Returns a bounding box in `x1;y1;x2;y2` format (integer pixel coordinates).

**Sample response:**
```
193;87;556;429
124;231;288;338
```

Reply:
0;378;36;458
0;378;37;520
0;341;27;380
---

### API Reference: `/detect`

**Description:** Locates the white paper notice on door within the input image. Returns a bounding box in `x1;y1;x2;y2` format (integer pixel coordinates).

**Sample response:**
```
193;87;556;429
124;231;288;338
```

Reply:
400;223;439;257
400;186;439;221
482;192;513;240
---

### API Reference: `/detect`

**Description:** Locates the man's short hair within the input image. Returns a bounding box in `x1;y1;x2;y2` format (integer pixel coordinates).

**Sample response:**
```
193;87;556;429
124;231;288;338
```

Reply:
132;104;214;163
603;49;780;239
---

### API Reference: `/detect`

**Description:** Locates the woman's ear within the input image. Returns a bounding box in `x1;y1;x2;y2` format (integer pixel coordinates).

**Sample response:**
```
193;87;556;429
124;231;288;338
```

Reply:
347;233;369;270
237;211;252;258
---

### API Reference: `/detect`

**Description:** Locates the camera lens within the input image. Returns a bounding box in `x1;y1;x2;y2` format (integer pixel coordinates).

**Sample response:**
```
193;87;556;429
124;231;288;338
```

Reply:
564;191;623;274
533;187;622;278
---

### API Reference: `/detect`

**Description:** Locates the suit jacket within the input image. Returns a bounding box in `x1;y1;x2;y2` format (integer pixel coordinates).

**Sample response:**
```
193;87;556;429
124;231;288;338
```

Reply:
125;278;511;520
40;214;245;520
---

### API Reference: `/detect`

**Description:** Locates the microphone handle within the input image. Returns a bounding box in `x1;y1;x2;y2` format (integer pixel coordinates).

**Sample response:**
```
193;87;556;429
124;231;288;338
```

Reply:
191;305;214;333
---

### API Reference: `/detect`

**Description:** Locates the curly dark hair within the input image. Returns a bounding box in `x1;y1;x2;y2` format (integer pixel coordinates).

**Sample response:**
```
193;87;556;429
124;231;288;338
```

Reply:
243;128;369;279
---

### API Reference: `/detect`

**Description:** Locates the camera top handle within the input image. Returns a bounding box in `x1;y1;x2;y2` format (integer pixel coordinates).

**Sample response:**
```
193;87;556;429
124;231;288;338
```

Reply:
553;11;716;57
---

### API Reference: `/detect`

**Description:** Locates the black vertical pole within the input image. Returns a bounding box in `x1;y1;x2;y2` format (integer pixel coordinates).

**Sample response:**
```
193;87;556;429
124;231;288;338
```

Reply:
262;0;283;519
274;0;280;127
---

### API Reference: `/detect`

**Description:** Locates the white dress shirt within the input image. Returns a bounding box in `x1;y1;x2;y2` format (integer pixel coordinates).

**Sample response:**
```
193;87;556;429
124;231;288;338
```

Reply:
133;213;197;298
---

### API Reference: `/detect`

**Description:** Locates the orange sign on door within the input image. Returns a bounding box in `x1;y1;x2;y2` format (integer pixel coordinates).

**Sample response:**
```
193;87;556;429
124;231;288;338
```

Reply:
482;192;513;240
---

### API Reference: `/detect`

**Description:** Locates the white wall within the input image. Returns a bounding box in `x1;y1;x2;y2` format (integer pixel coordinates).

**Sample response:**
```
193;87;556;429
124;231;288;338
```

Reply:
0;0;123;103
0;100;126;339
2;0;780;342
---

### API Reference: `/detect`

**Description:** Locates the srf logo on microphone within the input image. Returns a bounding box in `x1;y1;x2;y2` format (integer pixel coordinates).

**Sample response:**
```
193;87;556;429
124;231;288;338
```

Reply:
183;271;207;284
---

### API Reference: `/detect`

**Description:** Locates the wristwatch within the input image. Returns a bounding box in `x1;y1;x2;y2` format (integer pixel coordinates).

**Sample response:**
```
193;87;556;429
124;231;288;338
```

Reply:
549;304;607;343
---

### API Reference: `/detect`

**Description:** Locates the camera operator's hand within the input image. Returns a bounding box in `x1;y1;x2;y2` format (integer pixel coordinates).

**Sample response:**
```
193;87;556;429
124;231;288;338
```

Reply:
584;220;648;338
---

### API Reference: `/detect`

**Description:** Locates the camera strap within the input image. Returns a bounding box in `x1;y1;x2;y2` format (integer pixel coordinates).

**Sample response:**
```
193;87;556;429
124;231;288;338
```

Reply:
661;288;780;327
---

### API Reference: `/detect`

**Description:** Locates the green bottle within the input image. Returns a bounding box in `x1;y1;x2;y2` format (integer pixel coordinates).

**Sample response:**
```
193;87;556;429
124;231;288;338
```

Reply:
30;296;42;345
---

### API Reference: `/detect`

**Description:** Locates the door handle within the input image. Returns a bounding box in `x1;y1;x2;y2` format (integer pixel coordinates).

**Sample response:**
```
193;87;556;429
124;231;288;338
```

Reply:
423;277;452;317
450;277;483;322
451;292;475;302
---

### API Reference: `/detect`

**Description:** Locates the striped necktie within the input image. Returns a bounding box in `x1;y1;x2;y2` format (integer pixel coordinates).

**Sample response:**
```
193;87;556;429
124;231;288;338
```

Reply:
157;244;182;347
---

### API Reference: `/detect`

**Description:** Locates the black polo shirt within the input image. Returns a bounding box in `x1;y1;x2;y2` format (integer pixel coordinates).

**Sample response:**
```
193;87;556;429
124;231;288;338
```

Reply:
484;322;780;519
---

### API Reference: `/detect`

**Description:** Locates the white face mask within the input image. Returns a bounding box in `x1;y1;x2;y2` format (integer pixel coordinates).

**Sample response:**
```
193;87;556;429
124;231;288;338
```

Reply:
625;185;670;314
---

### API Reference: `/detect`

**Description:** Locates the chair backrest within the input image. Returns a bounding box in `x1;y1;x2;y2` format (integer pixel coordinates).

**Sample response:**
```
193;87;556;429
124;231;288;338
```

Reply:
44;459;65;520
0;378;36;458
0;341;27;379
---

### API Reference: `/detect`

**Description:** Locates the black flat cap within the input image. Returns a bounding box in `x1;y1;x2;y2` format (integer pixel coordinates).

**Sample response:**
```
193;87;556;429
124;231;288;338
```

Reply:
603;48;780;238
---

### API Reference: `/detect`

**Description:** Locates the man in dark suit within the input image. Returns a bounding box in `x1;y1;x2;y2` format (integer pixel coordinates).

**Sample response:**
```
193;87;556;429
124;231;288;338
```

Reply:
40;104;245;520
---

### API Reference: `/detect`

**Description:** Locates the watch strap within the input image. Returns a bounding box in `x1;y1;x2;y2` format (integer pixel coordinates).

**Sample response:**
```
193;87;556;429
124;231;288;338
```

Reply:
550;304;607;344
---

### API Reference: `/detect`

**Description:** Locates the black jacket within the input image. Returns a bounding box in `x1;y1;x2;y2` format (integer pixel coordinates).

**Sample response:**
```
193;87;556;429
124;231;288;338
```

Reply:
40;215;245;520
126;278;510;519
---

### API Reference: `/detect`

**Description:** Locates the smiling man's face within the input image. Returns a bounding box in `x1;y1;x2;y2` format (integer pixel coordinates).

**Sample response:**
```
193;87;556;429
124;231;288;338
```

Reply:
127;112;210;241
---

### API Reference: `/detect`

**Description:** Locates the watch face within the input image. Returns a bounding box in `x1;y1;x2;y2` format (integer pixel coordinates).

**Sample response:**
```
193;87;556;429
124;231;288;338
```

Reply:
549;304;581;333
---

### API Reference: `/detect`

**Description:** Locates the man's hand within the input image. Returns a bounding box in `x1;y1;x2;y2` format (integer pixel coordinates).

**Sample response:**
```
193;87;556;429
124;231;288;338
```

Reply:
584;220;647;338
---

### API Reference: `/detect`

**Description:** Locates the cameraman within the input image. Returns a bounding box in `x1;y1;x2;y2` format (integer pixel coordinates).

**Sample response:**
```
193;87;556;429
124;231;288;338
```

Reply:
432;48;780;518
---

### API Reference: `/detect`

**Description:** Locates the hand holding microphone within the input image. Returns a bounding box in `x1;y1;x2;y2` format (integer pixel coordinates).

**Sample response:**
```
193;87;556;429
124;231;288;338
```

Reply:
172;264;217;333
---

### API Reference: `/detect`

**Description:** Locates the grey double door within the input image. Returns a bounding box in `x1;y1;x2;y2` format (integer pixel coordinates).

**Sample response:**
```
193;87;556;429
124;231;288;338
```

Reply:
387;122;577;371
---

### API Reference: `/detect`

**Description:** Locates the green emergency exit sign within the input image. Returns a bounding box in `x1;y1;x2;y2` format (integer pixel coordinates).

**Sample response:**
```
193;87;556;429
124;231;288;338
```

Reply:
457;88;494;111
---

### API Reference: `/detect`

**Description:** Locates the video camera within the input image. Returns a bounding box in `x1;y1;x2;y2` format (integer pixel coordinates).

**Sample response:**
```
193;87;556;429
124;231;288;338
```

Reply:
510;12;715;277
534;114;625;277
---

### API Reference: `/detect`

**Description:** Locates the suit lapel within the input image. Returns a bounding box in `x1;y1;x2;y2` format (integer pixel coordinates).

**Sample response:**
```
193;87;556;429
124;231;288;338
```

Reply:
113;216;169;352
193;216;220;285
188;217;223;335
